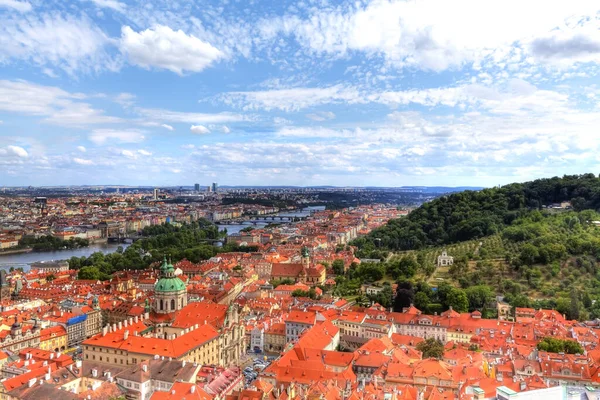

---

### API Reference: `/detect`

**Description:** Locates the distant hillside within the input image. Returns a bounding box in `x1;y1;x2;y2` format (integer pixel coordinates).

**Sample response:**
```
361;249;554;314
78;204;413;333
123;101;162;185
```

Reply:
350;173;600;321
354;173;600;253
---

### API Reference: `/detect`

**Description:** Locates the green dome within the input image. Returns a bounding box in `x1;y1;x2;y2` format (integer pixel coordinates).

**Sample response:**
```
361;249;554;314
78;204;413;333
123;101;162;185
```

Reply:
155;276;186;293
155;256;185;292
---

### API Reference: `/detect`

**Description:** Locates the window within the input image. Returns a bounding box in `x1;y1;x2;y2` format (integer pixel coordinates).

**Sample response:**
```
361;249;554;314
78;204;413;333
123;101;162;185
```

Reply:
160;299;163;311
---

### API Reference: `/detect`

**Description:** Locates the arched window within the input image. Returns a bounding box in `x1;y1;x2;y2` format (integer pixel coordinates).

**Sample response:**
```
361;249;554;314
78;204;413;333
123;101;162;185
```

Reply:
171;299;176;310
160;299;163;311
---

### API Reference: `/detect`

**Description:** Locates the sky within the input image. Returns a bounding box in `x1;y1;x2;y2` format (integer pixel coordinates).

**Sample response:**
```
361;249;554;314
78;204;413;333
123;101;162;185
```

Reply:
2;0;600;187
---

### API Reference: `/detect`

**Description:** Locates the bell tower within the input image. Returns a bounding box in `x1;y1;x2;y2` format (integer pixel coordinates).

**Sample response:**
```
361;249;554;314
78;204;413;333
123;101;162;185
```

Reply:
301;247;310;269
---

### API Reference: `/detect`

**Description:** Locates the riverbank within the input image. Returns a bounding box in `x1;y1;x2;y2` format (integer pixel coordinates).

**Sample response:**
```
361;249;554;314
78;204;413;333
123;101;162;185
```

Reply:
0;248;33;256
0;242;130;270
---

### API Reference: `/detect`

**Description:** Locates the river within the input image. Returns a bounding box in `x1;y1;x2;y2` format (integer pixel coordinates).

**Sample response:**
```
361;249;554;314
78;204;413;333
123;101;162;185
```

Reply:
0;206;326;271
0;243;128;271
218;206;326;235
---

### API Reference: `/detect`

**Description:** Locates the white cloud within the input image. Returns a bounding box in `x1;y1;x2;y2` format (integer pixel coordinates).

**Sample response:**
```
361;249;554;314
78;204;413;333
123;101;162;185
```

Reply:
221;126;231;134
89;129;146;145
77;146;87;153
0;0;31;13
0;13;113;74
120;25;223;75
161;124;174;131
306;111;336;121
0;80;122;127
85;0;126;13
137;149;152;156
73;157;94;165
115;92;135;107
221;85;362;111
190;125;210;134
528;27;600;65
6;145;28;158
42;68;58;78
120;149;135;158
136;107;245;124
259;0;600;71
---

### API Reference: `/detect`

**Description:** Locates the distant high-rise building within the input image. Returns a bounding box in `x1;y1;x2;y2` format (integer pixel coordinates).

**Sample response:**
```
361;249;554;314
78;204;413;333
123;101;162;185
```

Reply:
207;186;212;193
212;182;218;193
194;183;200;192
153;188;159;200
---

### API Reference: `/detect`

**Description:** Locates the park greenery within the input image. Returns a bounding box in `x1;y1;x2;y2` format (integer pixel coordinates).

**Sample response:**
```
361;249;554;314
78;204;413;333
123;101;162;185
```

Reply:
72;219;259;280
417;338;445;359
350;174;600;321
536;337;583;354
18;235;89;251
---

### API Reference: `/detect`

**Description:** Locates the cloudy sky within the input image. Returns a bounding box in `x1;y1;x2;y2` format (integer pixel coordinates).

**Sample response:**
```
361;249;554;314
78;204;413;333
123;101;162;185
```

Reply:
1;0;600;187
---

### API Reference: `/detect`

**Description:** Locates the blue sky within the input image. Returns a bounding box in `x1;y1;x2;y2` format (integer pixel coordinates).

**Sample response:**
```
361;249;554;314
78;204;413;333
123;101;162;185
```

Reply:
2;0;600;187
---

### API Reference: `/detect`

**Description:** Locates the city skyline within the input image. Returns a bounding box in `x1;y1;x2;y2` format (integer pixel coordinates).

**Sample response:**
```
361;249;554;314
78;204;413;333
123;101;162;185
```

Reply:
2;0;600;187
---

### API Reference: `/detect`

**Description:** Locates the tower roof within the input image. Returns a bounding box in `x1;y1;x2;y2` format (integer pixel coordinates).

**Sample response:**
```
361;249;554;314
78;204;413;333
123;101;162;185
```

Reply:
155;276;186;293
155;256;185;293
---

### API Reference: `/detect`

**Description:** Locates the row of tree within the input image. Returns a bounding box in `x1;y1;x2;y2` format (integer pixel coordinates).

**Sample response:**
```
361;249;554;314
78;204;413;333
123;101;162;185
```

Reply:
19;235;89;251
71;220;257;280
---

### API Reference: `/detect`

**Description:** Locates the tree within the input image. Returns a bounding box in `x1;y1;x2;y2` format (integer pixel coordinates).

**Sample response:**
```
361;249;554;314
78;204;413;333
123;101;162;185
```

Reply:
583;292;593;309
416;338;445;359
370;284;393;308
465;285;493;311
569;289;581;320
519;243;539;265
537;337;583;354
393;281;414;312
414;291;430;312
78;266;101;280
46;274;56;282
332;259;345;275
446;288;469;312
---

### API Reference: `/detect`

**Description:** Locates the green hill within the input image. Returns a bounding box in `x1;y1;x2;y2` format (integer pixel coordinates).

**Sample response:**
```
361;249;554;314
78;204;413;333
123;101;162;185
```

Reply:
352;174;600;321
354;173;600;253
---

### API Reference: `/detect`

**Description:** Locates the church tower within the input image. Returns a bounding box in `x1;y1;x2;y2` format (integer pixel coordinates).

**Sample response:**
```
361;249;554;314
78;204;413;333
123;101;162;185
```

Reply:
154;257;187;314
301;247;310;269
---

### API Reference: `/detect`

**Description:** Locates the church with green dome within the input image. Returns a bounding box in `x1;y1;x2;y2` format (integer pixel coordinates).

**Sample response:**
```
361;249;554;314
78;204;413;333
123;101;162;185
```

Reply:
154;257;188;314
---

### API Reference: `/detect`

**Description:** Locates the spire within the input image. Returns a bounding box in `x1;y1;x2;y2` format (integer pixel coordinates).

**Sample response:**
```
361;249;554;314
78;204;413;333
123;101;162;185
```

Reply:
159;256;169;277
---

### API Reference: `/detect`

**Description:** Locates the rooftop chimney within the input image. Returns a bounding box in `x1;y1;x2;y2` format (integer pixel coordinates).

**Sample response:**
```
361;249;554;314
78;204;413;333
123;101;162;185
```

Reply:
191;386;196;393
142;364;148;372
124;330;129;340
